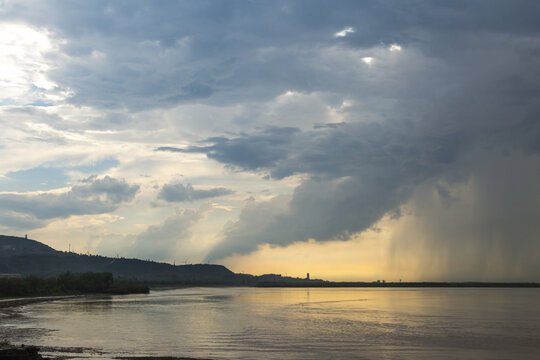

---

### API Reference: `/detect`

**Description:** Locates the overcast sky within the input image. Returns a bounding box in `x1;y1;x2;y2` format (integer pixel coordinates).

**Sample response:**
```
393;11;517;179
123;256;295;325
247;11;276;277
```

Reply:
1;0;539;281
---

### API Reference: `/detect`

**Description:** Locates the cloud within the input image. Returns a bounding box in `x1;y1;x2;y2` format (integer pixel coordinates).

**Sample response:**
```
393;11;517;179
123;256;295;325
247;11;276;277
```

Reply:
97;206;209;262
198;23;540;261
167;121;461;181
0;211;46;231
158;182;233;202
334;27;354;38
206;125;540;263
0;176;139;229
0;22;60;106
206;195;291;261
202;121;455;260
157;127;300;171
75;175;139;204
361;56;373;64
205;158;419;261
11;1;540;111
127;208;204;261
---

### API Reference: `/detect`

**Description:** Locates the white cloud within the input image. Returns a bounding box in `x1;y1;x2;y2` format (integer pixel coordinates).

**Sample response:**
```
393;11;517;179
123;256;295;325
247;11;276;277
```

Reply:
334;27;354;38
0;23;60;105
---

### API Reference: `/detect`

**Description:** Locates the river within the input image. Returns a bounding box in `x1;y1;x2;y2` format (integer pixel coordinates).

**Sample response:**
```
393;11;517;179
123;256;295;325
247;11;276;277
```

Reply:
2;287;540;359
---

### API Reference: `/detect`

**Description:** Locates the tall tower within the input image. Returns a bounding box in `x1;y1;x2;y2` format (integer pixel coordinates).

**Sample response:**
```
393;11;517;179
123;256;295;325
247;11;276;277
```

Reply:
306;273;310;280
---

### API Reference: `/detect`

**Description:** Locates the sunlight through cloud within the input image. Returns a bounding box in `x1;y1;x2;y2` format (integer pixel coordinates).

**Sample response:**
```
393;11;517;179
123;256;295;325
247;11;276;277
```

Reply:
361;56;374;65
0;23;58;105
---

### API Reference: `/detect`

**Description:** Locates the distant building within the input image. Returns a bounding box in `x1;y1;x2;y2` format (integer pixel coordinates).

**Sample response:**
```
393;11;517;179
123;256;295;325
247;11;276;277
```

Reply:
306;273;310;280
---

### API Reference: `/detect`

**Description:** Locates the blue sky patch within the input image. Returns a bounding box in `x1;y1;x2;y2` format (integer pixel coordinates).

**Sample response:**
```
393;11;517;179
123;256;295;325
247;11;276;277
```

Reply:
0;158;119;192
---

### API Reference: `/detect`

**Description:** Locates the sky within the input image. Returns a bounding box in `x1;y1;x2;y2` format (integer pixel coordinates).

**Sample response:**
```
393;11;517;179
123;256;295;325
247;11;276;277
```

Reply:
1;0;539;281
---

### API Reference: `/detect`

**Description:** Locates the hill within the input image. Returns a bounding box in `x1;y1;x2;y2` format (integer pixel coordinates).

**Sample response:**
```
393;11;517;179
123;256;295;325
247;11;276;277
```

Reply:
0;235;57;255
0;235;237;284
0;235;325;286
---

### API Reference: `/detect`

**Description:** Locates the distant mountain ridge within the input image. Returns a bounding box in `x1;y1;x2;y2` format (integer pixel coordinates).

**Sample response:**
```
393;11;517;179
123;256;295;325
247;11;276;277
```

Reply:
0;235;239;284
0;235;322;285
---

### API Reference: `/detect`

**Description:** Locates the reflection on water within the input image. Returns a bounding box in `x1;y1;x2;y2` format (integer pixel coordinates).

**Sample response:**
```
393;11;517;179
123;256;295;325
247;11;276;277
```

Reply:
4;287;540;359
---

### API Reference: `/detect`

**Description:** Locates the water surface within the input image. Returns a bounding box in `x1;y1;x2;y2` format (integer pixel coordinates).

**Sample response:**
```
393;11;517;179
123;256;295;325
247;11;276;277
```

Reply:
2;287;540;359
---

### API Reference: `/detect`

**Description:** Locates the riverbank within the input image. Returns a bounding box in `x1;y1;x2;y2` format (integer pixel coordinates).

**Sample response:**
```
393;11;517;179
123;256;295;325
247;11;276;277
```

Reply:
1;344;213;360
0;344;42;360
0;295;82;310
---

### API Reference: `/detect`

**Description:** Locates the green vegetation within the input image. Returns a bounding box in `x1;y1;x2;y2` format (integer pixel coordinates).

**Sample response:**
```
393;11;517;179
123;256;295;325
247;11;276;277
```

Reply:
0;339;10;347
0;272;149;297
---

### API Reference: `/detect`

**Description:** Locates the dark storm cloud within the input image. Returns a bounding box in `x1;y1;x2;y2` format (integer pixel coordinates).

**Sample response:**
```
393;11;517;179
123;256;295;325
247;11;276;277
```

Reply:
163;122;465;181
5;1;540;111
0;176;139;229
202;75;540;261
157;127;300;170
200;18;540;261
158;182;233;202
205;122;463;260
206;125;540;262
313;122;345;129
